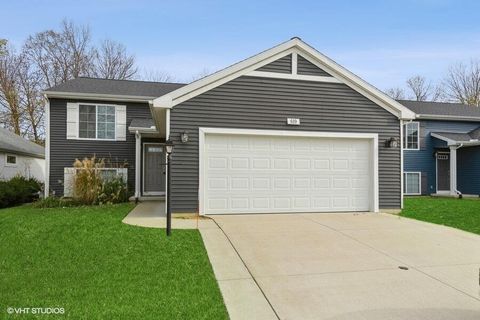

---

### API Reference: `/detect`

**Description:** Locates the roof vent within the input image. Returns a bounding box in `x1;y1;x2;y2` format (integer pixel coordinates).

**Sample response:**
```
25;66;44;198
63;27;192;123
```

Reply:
290;36;302;41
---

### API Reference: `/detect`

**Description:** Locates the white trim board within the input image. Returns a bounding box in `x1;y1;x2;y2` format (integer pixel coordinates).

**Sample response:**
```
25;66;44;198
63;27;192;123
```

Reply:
198;127;379;215
246;70;342;83
153;38;415;121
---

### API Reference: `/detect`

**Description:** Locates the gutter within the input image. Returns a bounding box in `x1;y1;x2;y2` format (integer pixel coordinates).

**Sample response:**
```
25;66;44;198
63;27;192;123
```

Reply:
43;91;155;103
416;114;480;122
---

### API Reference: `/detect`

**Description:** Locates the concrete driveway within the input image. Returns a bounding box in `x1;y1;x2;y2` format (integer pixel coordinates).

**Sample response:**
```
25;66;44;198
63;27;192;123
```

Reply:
204;213;480;320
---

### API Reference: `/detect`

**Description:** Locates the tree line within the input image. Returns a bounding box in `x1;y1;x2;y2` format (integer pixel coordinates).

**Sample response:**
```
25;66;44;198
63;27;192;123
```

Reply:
0;20;171;144
384;61;480;106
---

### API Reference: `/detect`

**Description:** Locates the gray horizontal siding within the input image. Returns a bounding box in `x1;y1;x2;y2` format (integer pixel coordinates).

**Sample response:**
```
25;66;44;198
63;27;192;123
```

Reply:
170;76;401;213
297;55;332;77
49;98;151;196
256;55;291;74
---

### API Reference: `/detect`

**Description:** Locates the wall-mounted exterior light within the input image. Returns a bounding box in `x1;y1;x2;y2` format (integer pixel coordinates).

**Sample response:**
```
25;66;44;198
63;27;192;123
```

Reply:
386;137;400;148
181;131;189;143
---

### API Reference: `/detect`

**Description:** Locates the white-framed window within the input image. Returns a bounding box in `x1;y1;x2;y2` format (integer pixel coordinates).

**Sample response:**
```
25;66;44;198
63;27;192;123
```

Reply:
404;172;421;195
403;122;419;150
5;154;17;166
78;104;116;140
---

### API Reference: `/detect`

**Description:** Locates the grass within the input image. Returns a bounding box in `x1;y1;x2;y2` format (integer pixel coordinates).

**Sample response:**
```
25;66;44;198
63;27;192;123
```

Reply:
401;196;480;235
0;203;228;319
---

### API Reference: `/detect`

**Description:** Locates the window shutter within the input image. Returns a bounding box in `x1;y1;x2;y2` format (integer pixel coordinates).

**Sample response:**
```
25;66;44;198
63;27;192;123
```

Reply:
66;103;78;139
115;105;127;141
64;168;76;197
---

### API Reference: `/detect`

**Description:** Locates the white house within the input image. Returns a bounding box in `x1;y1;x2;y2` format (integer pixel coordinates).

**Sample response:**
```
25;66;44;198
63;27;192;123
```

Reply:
0;126;45;182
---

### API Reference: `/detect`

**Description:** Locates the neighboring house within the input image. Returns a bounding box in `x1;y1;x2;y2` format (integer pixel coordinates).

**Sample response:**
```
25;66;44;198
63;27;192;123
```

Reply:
0;126;45;181
43;38;416;214
400;100;480;197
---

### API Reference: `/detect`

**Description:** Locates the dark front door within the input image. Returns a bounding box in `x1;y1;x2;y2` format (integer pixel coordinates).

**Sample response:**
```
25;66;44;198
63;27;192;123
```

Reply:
437;153;450;191
143;144;165;195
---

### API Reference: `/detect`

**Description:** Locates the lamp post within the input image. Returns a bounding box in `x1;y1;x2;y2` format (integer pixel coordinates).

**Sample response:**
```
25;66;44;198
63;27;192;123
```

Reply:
165;139;174;236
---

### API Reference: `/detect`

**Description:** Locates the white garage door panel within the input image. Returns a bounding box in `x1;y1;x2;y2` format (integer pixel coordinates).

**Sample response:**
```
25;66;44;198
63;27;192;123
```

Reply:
203;134;373;214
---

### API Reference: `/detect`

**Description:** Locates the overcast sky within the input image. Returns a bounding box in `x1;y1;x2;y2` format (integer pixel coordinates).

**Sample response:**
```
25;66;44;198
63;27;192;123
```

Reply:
2;0;480;90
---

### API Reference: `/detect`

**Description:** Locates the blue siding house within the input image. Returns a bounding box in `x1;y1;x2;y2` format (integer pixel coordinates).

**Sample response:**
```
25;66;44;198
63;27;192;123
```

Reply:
400;100;480;197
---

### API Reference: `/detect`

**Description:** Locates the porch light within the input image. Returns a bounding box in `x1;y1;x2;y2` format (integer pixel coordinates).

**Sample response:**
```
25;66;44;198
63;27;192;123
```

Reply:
387;137;399;148
165;139;174;154
181;131;189;143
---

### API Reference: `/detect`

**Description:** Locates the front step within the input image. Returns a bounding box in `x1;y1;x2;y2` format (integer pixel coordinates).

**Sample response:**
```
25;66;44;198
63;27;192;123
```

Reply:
129;196;165;202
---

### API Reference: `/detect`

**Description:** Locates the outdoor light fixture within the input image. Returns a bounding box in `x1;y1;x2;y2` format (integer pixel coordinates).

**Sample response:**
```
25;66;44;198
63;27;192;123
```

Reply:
180;131;189;143
165;139;174;154
165;139;174;236
387;137;399;148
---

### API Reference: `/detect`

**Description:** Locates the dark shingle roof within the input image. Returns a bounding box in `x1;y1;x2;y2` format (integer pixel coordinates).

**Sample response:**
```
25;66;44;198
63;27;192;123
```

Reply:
129;118;156;129
397;100;480;118
45;77;186;98
0;127;45;158
432;126;480;144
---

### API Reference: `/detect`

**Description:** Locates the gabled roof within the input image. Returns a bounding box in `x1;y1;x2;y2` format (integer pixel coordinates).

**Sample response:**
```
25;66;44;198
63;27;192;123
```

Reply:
0;127;45;158
398;100;480;121
431;126;480;146
152;38;416;120
44;77;185;102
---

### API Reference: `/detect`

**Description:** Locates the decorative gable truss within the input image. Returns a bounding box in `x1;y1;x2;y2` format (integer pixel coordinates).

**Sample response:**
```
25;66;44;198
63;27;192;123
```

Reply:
152;38;415;120
248;51;339;83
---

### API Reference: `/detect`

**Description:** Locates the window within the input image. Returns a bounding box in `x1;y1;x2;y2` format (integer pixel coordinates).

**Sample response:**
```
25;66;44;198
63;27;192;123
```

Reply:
404;122;419;150
404;172;421;195
6;154;16;166
79;104;115;139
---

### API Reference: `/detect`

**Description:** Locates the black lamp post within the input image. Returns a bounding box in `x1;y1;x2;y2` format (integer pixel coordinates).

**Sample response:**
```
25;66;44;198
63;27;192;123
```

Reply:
165;139;174;236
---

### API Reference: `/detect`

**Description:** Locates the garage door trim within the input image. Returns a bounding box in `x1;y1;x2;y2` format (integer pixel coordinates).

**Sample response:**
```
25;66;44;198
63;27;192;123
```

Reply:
198;127;379;215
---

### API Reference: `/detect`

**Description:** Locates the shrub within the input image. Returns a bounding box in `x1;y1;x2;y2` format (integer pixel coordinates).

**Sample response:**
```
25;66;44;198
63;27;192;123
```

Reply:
0;176;42;208
71;156;129;205
98;176;129;204
32;196;82;208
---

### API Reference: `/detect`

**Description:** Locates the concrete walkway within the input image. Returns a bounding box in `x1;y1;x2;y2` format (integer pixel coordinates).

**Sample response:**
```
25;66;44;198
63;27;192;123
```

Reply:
122;201;216;229
210;213;480;320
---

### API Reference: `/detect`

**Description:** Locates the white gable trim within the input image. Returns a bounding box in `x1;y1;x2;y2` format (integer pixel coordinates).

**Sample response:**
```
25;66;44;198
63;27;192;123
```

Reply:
246;70;342;83
152;38;415;120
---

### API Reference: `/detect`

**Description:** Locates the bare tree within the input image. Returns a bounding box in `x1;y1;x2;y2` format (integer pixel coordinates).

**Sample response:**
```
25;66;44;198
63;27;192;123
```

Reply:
92;39;137;79
23;20;95;88
0;39;6;56
137;68;175;82
444;60;480;106
0;43;23;135
17;58;45;143
190;68;212;82
384;87;405;100
406;75;432;101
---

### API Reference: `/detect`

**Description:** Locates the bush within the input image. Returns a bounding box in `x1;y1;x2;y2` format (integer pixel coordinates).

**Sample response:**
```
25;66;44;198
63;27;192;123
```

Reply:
72;156;129;205
98;177;129;204
0;176;42;208
32;196;82;208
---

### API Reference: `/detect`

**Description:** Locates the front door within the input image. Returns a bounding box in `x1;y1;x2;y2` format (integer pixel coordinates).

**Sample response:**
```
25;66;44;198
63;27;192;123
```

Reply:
143;143;165;195
437;153;450;191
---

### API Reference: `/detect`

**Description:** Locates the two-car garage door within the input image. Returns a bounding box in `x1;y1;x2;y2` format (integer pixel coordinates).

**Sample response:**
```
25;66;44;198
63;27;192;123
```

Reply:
200;129;377;214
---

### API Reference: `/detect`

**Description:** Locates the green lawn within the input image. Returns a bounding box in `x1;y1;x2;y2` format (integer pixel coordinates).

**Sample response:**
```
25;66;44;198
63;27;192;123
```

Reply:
401;196;480;235
0;204;228;319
